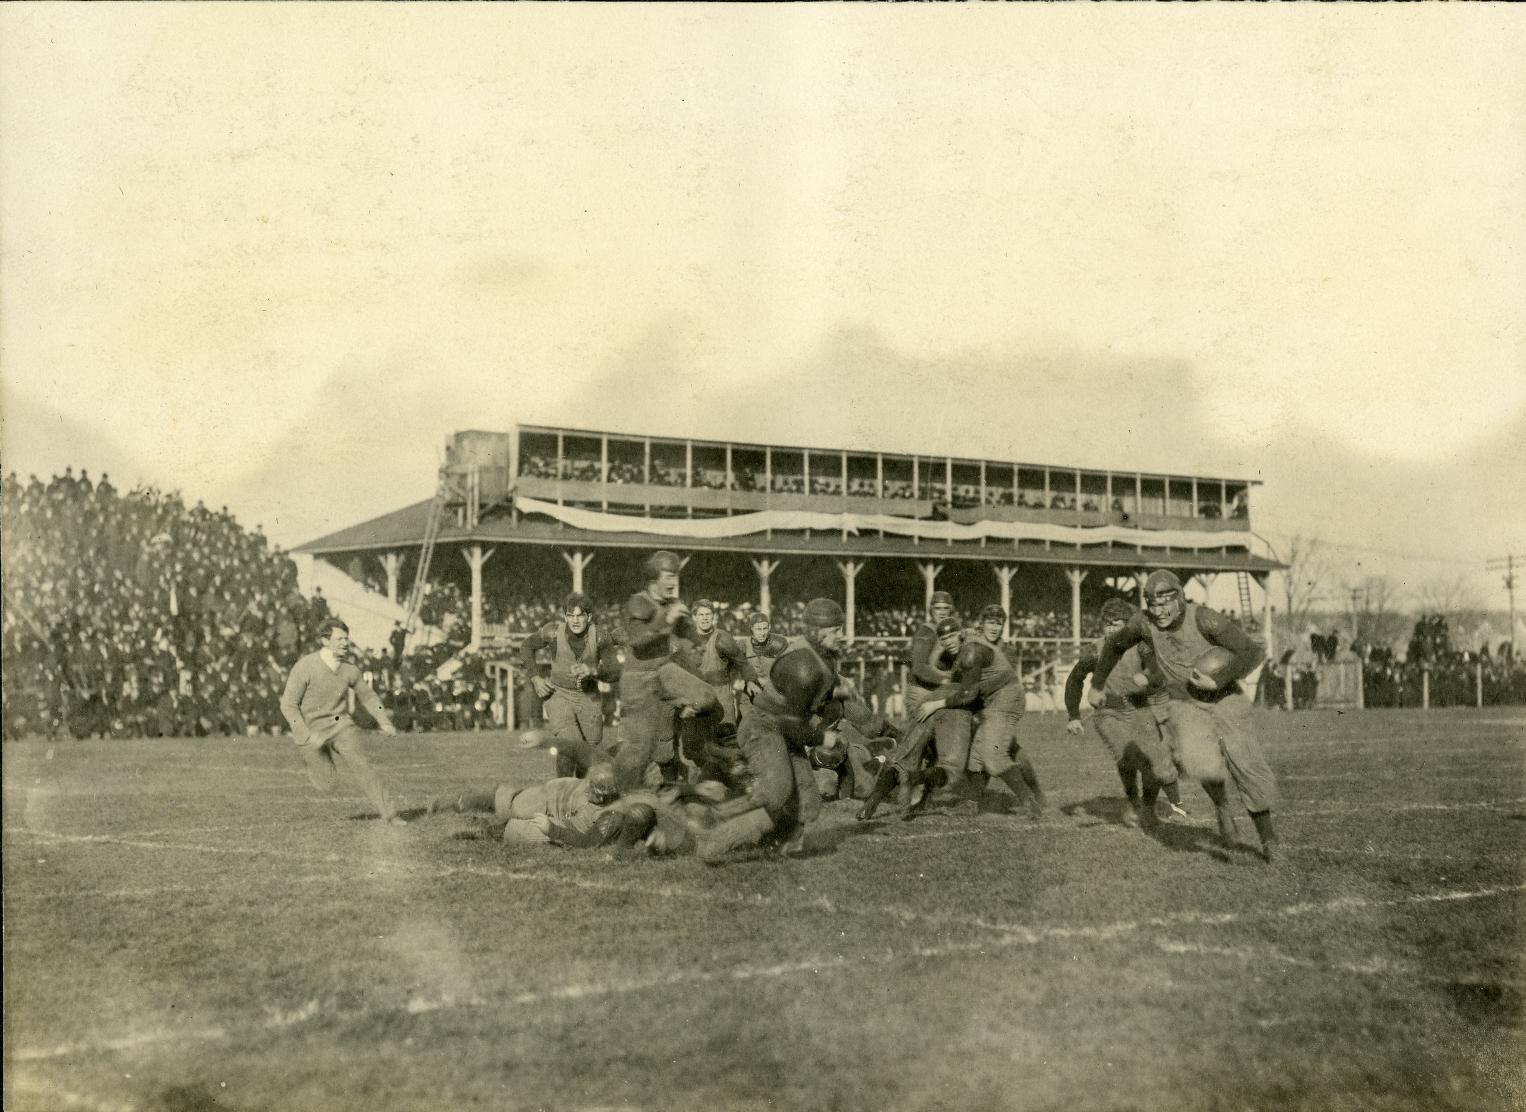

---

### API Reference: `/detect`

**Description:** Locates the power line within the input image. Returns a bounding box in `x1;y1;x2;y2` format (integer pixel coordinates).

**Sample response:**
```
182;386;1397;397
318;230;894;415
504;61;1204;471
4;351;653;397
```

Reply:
1486;554;1523;638
1254;529;1493;568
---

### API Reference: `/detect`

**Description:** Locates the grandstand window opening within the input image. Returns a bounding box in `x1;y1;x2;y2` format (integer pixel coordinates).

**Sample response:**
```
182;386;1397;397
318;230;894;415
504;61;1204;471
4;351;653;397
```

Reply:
563;434;602;484
1016;467;1046;510
950;461;982;510
691;444;729;492
1197;478;1226;520
808;450;845;497
1080;471;1110;516
518;431;559;479
917;455;947;503
881;455;914;501
731;446;765;495
1048;469;1079;512
1226;481;1249;520
983;462;1016;507
846;453;878;500
1167;477;1194;519
649;441;686;489
770;449;804;496
605;437;644;486
1139;476;1166;517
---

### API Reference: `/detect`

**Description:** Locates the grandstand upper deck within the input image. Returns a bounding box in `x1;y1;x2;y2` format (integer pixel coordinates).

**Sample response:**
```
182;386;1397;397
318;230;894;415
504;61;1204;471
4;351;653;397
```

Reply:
452;425;1255;534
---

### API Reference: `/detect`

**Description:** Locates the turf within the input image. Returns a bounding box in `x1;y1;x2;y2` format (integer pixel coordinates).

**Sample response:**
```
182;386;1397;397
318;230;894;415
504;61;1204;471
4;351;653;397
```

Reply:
4;708;1524;1112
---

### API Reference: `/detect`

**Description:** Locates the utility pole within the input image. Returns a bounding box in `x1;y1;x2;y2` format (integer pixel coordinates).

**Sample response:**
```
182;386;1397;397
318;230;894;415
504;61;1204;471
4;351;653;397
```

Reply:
1486;554;1522;653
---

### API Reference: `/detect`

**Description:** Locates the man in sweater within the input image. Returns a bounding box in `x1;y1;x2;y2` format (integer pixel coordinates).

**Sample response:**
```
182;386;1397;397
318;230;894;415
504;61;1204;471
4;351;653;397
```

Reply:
279;618;404;825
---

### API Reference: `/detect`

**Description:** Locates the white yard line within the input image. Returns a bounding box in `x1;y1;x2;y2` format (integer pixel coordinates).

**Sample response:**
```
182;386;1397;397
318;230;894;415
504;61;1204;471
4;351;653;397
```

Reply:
11;879;1523;1063
1286;797;1526;817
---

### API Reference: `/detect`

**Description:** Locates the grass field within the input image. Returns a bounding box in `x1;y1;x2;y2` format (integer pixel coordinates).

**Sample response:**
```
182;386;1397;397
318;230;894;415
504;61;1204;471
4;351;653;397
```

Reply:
4;708;1524;1112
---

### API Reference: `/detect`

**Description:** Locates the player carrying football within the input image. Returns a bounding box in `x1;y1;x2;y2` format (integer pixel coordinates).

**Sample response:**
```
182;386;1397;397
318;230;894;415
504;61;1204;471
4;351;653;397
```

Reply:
1088;571;1280;862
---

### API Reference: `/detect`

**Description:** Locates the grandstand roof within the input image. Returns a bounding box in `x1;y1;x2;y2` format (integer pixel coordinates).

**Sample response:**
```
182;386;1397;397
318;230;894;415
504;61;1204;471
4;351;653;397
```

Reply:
296;500;1284;574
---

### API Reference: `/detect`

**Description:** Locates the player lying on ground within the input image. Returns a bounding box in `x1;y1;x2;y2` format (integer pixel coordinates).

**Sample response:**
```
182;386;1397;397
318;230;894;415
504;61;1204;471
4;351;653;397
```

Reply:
1065;597;1190;830
1089;570;1280;863
279;617;405;825
428;762;649;848
806;718;897;803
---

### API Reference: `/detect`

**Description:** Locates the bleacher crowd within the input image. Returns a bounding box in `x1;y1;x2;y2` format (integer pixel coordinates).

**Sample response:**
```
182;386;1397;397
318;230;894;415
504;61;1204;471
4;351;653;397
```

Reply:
0;471;504;740
514;455;1248;518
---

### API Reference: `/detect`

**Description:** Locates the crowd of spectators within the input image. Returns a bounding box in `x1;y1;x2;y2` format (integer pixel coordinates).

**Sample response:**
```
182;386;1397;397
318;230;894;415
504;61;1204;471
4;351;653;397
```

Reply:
0;470;511;740
2;470;318;739
513;455;1246;521
1253;614;1526;710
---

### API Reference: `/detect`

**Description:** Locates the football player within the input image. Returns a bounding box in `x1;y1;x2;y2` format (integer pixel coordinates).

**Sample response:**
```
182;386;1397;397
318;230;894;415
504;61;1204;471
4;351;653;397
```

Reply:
1088;571;1279;862
1065;598;1189;829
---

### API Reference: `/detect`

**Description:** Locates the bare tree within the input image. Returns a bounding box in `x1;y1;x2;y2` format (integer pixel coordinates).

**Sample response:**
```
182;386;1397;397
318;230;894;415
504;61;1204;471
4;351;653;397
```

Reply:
1414;574;1484;622
1345;575;1409;650
1414;574;1488;649
1275;535;1332;646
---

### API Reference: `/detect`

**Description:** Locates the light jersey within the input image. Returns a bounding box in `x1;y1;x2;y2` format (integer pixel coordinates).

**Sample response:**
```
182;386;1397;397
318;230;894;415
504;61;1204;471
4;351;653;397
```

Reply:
1143;602;1220;700
549;623;598;692
537;776;606;836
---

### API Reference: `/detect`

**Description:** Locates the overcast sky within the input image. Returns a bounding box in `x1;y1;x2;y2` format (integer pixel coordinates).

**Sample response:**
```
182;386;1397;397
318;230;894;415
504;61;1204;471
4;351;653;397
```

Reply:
2;6;1523;613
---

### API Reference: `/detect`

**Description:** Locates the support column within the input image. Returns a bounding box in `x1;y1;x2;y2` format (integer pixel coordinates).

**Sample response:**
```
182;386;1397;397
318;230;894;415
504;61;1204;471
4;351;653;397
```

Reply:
752;558;779;615
1065;567;1089;646
561;550;595;595
1256;571;1274;660
993;565;1017;635
918;562;944;613
462;545;495;652
380;551;402;605
1136;567;1150;607
838;559;865;643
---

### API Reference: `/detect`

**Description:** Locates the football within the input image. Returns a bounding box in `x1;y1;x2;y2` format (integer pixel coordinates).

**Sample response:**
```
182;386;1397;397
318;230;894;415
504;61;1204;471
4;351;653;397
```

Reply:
1189;645;1239;691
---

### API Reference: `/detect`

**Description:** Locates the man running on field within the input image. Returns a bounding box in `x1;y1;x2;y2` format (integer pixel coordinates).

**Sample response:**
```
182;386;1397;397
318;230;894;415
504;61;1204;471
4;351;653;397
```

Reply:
1088;570;1279;862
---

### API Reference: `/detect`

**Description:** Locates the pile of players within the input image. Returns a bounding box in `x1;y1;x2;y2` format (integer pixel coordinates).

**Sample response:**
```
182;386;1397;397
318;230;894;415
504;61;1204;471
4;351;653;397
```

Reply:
283;550;1280;864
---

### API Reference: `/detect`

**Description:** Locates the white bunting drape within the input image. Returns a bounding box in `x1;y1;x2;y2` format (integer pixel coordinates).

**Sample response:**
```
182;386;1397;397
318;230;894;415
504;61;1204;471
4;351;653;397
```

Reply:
513;497;1251;550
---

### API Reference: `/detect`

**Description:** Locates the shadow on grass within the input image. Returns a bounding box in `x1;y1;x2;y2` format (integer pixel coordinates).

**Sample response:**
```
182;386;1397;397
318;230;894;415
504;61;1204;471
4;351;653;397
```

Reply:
346;806;431;822
1061;795;1137;827
156;1082;262;1112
